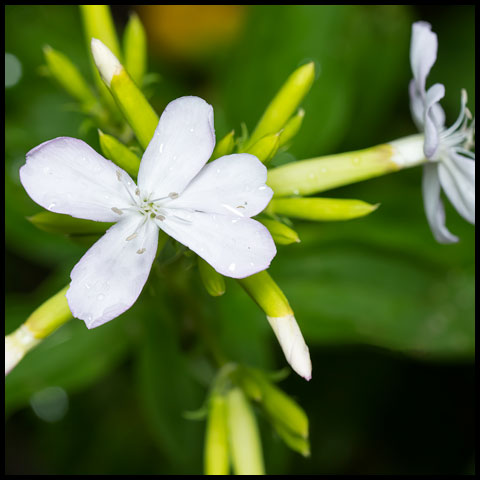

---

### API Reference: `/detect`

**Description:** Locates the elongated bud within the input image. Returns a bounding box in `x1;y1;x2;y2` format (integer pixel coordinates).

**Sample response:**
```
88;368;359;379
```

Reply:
123;12;147;87
204;393;230;475
80;5;121;113
91;38;159;149
226;388;265;475
238;271;311;380
267;197;379;221
274;420;310;457
258;218;300;245
242;132;280;164
28;211;112;235
43;46;96;108
5;286;71;375
246;62;315;149
268;134;426;197
244;368;308;439
98;129;141;178
278;108;305;148
198;256;226;297
210;130;235;161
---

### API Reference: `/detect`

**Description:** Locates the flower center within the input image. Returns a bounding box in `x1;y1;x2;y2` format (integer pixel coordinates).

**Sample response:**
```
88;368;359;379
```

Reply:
436;89;475;161
110;170;189;253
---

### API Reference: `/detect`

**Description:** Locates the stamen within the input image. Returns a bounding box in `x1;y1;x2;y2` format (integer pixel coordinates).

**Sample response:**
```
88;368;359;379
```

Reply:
136;248;146;254
441;89;468;139
169;192;179;199
156;214;165;221
116;170;122;181
135;188;140;196
125;215;148;242
111;207;123;215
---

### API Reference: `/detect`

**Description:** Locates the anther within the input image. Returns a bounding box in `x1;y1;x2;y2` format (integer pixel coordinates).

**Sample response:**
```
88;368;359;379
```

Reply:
156;214;165;221
169;192;179;199
135;188;140;196
116;170;122;181
126;233;138;241
111;207;123;215
136;248;146;254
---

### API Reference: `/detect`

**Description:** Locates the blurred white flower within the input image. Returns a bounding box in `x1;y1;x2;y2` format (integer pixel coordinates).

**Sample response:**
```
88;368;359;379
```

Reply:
409;21;475;243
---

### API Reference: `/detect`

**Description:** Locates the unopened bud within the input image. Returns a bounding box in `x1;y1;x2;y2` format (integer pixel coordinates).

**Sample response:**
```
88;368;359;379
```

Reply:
267;197;379;221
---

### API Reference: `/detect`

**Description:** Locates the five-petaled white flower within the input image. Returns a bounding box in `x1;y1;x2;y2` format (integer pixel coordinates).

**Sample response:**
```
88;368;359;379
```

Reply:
20;96;276;328
409;21;475;243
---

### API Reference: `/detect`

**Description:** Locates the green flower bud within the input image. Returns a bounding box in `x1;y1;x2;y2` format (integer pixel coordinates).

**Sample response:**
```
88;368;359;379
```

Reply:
43;46;96;109
267;197;379;221
273;420;310;457
123;12;147;87
198;256;226;297
258;218;300;245
98;129;141;178
242;132;280;164
204;393;230;475
278;108;305;148
227;387;265;475
245;62;315;149
210;130;235;161
238;272;311;380
80;5;122;114
27;211;112;235
91;39;159;149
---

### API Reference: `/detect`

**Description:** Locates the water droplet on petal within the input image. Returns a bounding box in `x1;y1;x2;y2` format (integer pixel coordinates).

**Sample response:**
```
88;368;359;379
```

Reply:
228;263;236;272
97;294;105;301
159;143;164;153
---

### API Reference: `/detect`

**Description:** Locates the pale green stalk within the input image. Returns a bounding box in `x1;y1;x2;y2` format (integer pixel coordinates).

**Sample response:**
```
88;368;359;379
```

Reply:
204;393;230;475
227;388;265;475
267;134;426;197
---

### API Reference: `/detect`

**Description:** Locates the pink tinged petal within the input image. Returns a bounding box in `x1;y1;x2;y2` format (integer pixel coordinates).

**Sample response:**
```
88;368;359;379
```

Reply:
438;154;475;225
137;96;215;200
170;154;273;218
20;137;136;222
66;215;159;328
423;83;445;158
410;21;438;94
422;163;458;244
159;212;276;278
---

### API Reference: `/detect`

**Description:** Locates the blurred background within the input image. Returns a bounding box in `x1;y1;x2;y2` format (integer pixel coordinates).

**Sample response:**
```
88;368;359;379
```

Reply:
5;5;475;475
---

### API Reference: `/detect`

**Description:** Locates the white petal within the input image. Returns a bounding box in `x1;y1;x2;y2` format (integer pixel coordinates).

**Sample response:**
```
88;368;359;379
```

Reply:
137;96;215;200
409;79;425;130
422;163;458;244
267;314;312;381
410;21;438;94
423;83;445;158
159;212;276;278
20;137;136;222
170;154;273;218
66;215;159;328
438;154;475;224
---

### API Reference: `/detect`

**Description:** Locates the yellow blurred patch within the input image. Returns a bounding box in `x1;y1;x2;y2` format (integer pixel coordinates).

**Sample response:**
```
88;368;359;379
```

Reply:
138;5;247;62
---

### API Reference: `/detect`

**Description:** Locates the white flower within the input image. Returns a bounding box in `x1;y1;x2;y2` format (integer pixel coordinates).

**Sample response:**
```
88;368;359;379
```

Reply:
409;21;475;243
20;96;276;328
